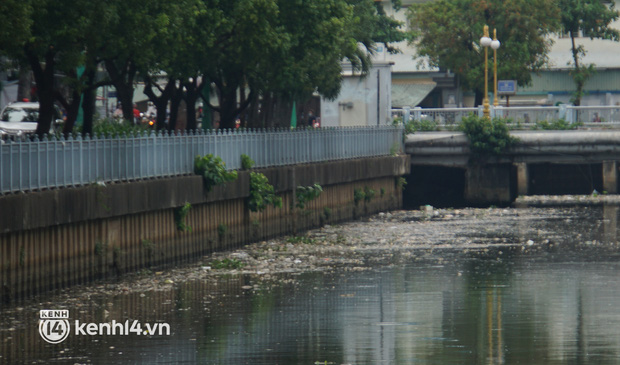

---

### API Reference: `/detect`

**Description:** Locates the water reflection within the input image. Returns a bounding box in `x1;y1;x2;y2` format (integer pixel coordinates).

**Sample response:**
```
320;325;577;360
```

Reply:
2;206;620;364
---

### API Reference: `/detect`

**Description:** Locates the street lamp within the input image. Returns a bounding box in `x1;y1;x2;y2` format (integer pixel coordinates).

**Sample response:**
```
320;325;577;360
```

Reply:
480;25;492;119
491;29;501;107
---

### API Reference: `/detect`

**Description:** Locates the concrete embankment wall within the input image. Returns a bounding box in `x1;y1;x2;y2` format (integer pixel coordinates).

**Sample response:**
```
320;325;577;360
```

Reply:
0;156;410;302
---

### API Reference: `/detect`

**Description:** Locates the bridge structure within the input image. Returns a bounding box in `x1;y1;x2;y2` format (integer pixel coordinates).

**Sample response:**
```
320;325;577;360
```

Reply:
405;130;620;206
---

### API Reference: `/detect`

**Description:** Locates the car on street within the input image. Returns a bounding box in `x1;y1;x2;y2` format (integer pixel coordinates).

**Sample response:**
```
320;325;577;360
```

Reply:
0;102;63;137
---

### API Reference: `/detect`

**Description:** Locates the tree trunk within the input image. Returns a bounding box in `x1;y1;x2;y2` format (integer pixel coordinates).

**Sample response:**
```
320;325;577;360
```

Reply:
184;79;200;130
168;82;183;131
81;69;97;136
571;33;582;106
218;86;238;130
144;77;174;130
105;59;136;121
262;92;273;128
26;46;55;138
59;88;81;135
246;92;261;129
474;89;483;109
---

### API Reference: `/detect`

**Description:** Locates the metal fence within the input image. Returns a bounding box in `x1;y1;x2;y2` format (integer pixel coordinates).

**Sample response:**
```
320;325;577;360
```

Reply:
392;105;620;128
0;126;403;194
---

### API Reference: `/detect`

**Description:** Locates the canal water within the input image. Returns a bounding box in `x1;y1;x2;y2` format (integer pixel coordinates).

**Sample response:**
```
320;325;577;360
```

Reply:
2;204;620;364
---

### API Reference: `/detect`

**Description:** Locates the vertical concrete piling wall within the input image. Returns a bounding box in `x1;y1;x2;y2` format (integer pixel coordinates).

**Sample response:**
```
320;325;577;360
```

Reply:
0;156;410;302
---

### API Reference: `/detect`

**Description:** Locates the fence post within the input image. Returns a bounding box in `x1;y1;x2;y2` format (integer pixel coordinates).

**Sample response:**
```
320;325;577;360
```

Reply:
558;104;567;121
565;105;574;124
477;106;484;118
403;106;411;123
413;107;422;120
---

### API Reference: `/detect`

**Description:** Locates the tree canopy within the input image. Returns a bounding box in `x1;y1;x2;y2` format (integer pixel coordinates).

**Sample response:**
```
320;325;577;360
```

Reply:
0;0;404;134
558;0;620;105
407;0;561;105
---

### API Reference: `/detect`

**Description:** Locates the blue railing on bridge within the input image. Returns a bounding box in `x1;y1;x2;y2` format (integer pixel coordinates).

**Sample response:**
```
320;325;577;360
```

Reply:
0;126;404;194
392;105;620;128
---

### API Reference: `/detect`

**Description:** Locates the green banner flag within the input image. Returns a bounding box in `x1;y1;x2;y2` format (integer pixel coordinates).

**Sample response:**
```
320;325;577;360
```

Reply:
290;101;297;129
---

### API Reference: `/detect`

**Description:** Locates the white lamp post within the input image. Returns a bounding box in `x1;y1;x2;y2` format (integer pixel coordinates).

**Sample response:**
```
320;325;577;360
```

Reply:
491;29;501;108
480;25;492;119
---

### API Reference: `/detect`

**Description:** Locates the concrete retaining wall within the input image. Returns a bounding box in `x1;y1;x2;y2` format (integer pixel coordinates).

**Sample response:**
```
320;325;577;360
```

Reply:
0;156;409;302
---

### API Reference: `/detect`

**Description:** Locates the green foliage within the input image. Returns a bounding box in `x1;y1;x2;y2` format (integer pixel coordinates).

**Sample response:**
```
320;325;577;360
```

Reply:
174;202;192;232
141;239;154;252
407;0;561;96
404;119;440;134
380;187;386;197
459;115;518;156
397;177;407;190
85;119;151;137
286;236;317;245
210;258;244;270
241;154;255;170
354;188;366;206
194;154;238;192
94;240;108;256
558;0;620;105
248;172;282;212
532;119;581;130
364;186;375;202
323;207;332;221
217;224;228;240
296;183;323;210
19;245;25;267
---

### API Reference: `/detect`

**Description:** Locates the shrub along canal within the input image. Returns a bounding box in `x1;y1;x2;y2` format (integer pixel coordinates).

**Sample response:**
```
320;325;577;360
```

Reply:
2;200;620;364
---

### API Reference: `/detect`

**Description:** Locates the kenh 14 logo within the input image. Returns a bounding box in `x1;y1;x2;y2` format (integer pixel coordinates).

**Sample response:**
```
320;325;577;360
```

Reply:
39;310;70;344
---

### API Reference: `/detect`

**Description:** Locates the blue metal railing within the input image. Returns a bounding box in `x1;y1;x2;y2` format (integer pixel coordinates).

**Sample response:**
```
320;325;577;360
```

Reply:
0;126;404;194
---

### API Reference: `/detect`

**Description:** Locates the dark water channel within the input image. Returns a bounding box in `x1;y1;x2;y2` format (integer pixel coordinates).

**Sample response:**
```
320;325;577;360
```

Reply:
3;205;620;364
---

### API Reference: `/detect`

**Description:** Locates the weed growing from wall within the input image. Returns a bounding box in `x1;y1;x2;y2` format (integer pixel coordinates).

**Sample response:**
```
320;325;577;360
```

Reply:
174;202;192;232
323;207;332;221
241;154;255;169
459;115;518;157
354;188;366;206
296;183;323;210
532;119;582;130
217;224;228;240
248;172;282;212
194;154;238;192
364;186;375;202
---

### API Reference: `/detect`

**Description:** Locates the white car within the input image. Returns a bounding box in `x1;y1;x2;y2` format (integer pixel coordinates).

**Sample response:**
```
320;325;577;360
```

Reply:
0;102;63;137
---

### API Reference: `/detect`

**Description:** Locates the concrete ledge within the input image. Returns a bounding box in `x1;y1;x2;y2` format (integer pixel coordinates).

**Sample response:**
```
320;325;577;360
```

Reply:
0;155;409;233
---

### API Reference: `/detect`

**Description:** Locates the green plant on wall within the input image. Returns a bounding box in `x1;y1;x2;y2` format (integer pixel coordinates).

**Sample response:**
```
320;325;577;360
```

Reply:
364;186;375;202
174;202;192;232
248;172;282;212
94;240;108;256
396;177;407;190
532;119;582;130
241;154;255;170
217;223;228;240
459;115;518;157
354;188;366;206
296;183;323;209
194;154;238;192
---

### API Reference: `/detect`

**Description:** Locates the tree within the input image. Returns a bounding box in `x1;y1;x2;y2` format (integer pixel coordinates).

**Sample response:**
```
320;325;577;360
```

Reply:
0;0;31;55
408;0;561;106
558;0;620;106
21;0;94;137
